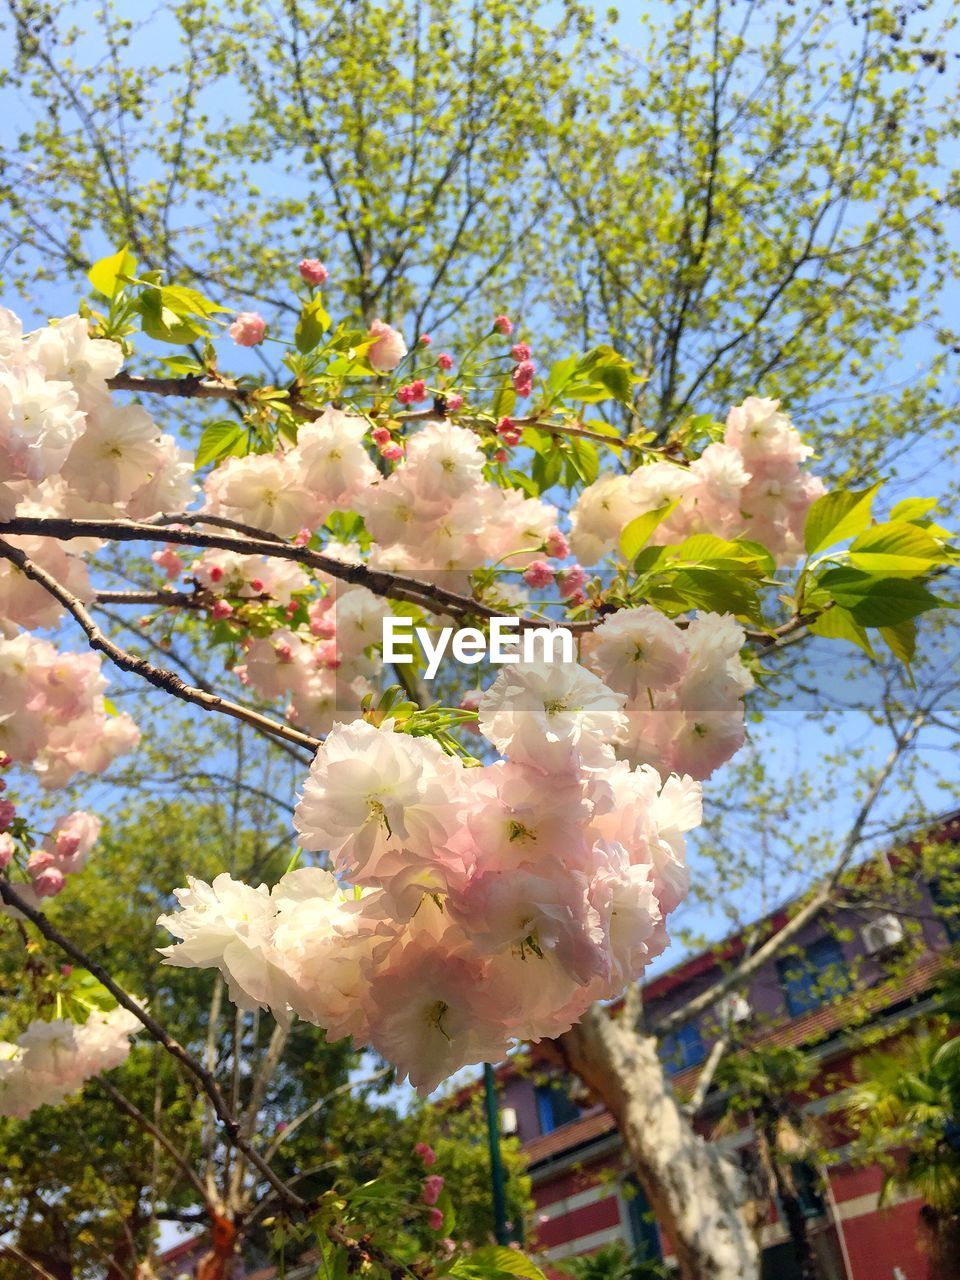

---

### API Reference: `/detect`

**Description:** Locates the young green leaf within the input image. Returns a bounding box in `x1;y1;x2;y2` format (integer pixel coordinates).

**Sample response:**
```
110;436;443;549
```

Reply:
804;484;880;555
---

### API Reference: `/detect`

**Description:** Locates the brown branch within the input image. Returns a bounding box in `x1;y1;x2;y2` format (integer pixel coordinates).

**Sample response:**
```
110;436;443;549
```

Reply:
0;515;530;627
107;371;249;404
0;536;321;753
0;877;306;1211
95;1077;214;1209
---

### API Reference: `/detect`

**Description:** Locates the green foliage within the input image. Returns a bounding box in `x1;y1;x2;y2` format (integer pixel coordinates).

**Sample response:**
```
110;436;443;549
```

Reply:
555;1240;669;1280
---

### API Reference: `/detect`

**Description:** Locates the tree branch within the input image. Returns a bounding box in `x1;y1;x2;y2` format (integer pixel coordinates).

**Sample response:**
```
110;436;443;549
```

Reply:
0;877;306;1211
0;537;322;753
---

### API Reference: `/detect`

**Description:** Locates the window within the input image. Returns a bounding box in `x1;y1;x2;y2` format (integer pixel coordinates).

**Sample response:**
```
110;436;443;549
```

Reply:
623;1176;663;1262
535;1078;583;1134
776;936;849;1017
658;1022;706;1076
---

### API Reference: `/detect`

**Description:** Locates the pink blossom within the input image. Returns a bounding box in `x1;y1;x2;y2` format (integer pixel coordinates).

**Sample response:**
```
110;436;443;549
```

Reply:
437;353;454;371
151;546;183;581
511;342;531;363
32;865;66;898
371;427;392;447
545;529;570;559
493;315;514;336
276;1120;288;1133
427;1207;444;1231
229;312;266;347
422;1175;445;1205
557;565;586;599
294;528;312;548
212;600;234;620
298;259;329;286
397;380;428;405
368;319;408;372
444;394;464;413
0;798;16;830
496;417;522;446
0;832;14;867
414;1141;437;1165
512;360;535;398
381;442;404;462
523;560;555;589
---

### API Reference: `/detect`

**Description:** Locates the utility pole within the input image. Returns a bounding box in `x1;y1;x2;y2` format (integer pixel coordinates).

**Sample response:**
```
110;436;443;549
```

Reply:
483;1062;511;1245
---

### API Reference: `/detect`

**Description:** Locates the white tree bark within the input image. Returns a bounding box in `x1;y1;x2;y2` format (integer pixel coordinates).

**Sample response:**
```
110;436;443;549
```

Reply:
558;1005;759;1280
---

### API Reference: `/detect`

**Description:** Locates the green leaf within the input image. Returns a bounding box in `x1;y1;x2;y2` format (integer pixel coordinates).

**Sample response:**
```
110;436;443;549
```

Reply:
804;484;880;555
879;618;917;665
889;497;938;524
451;1248;547;1280
564;436;599;486
492;374;517;421
818;568;945;627
195;420;246;470
295;296;331;353
88;245;137;299
809;606;876;658
848;520;943;577
619;501;679;561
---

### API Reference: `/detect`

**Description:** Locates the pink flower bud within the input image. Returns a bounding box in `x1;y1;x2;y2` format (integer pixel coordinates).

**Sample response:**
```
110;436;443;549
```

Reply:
427;1207;444;1231
229;311;267;347
511;342;532;363
381;442;404;461
493;315;514;336
0;832;15;868
557;565;587;599
444;393;464;412
523;559;555;589
294;528;312;547
512;359;535;398
437;353;454;371
0;798;16;830
496;417;522;446
545;528;570;559
298;258;329;286
212;599;234;620
0;754;11;768
208;565;224;583
422;1174;445;1206
371;426;392;446
60;964;73;977
276;1120;288;1133
419;333;432;346
414;1142;437;1165
493;448;508;463
368;318;408;372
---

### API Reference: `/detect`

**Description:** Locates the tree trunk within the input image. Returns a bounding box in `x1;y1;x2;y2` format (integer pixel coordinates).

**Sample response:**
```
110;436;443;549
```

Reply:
557;1005;760;1280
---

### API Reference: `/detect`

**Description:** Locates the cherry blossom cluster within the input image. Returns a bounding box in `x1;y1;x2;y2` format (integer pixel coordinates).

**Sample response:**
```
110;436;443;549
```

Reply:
585;607;753;780
0;808;101;904
570;396;824;567
159;658;701;1094
0;634;139;788
0;1007;141;1118
0;307;193;635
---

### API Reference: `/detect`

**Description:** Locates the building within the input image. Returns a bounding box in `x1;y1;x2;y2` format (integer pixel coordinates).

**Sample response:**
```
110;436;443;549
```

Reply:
497;814;960;1279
